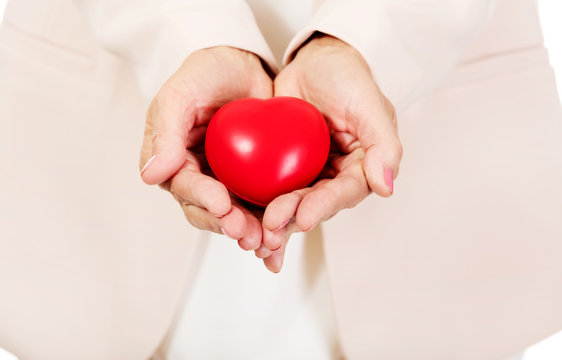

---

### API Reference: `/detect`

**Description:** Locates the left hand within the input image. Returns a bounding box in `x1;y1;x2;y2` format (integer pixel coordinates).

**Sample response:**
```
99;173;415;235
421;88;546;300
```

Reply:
139;46;273;251
256;34;403;272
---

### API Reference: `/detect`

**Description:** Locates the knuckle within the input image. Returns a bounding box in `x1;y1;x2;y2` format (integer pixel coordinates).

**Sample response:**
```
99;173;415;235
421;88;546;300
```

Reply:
169;175;194;203
381;95;398;128
388;102;397;123
168;177;182;198
286;191;304;205
384;139;403;161
382;94;395;113
391;110;398;128
184;205;216;232
393;140;404;159
182;206;202;228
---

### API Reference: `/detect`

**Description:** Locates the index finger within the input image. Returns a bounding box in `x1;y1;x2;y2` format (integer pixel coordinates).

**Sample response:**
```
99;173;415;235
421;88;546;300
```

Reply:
168;151;232;217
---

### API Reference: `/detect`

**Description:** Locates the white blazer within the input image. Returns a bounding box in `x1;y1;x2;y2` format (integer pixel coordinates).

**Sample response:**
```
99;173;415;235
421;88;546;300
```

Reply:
1;0;561;359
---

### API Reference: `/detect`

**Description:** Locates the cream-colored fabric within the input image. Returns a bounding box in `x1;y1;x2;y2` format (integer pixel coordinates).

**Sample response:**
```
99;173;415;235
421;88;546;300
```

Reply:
72;0;278;99
322;44;562;360
167;1;338;358
1;0;561;359
167;229;339;360
0;11;203;359
245;0;315;63
284;0;498;111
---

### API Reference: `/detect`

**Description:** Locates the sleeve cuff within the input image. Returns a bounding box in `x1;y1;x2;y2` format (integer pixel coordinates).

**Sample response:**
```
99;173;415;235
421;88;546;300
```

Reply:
282;2;421;111
102;1;279;100
284;1;496;111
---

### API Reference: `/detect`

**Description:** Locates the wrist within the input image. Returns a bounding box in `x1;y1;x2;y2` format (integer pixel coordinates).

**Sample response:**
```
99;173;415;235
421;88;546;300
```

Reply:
293;32;358;60
199;46;274;79
292;32;370;74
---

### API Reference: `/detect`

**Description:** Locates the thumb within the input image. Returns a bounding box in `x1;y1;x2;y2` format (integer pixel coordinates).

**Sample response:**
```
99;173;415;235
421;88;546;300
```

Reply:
140;94;194;185
350;89;403;197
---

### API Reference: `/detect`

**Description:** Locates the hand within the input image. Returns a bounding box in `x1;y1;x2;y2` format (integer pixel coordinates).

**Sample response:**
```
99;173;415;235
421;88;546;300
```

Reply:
256;34;403;272
139;47;272;250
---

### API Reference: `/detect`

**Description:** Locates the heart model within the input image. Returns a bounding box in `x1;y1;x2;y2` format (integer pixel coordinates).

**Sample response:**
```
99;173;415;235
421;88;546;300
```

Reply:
205;97;330;207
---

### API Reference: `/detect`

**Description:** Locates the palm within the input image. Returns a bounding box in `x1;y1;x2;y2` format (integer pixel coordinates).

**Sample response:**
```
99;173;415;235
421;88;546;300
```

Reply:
141;47;272;250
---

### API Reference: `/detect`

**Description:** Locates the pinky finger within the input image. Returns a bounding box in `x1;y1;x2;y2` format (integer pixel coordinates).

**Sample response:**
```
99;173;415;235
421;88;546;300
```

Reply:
237;206;263;251
260;220;301;272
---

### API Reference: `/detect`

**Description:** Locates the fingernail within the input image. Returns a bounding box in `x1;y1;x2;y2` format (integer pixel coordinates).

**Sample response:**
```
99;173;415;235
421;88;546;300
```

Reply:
384;167;394;194
304;223;317;232
275;218;292;231
141;155;157;176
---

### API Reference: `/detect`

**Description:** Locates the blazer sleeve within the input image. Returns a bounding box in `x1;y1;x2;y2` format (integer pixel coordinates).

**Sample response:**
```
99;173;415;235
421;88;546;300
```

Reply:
73;0;278;99
284;0;498;111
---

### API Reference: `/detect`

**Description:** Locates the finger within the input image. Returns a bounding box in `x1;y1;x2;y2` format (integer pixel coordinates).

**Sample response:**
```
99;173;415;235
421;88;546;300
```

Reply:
263;242;288;273
180;203;247;240
296;161;369;232
180;204;223;234
141;93;196;185
254;245;273;259
262;188;313;250
348;86;403;197
237;207;263;251
168;152;231;217
255;221;299;258
218;205;248;240
331;131;361;153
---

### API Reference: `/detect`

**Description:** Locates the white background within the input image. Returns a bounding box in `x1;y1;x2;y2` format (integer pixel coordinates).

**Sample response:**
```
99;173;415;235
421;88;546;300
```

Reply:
0;1;561;359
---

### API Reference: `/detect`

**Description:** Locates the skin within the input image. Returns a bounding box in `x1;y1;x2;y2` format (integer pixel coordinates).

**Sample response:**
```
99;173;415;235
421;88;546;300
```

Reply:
139;36;402;273
257;35;403;272
139;46;271;251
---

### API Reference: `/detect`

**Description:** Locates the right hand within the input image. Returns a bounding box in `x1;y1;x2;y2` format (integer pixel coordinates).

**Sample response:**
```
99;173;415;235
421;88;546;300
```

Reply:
255;35;403;272
139;47;273;250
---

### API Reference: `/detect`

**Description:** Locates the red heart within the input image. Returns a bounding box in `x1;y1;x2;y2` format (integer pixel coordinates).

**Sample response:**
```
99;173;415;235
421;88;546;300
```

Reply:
205;97;330;207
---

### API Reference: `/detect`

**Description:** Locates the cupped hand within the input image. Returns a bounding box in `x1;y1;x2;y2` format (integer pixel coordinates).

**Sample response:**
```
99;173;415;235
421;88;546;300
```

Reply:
257;34;403;272
139;47;273;251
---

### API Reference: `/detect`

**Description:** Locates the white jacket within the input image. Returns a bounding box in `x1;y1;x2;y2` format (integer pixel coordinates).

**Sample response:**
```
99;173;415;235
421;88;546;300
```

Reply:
1;0;561;359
